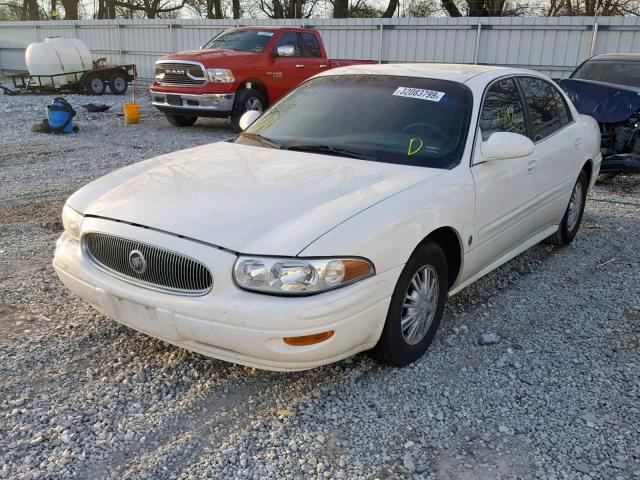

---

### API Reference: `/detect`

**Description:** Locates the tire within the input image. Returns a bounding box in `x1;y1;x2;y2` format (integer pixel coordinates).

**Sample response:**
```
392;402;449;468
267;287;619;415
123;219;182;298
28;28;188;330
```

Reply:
374;241;449;367
108;71;128;95
164;113;198;127
547;170;588;246
84;73;106;95
231;88;266;133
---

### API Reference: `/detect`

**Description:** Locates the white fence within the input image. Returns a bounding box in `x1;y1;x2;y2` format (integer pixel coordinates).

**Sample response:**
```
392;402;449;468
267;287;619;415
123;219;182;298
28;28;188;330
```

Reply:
1;17;640;81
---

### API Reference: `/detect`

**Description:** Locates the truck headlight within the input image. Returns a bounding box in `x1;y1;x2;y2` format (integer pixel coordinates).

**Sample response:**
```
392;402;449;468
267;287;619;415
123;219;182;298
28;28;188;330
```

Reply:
62;204;83;242
233;256;374;295
206;68;235;83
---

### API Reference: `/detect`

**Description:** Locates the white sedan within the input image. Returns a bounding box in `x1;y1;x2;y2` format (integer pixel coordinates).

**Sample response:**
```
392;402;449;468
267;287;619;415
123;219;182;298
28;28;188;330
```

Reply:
54;64;601;371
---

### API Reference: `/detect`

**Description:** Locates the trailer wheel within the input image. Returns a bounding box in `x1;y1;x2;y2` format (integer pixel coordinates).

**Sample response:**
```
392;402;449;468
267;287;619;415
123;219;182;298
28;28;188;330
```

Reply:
84;73;106;95
108;72;128;95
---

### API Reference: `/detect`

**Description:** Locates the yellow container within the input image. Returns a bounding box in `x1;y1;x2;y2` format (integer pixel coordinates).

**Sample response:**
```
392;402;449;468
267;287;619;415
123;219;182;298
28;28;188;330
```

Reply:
123;103;140;124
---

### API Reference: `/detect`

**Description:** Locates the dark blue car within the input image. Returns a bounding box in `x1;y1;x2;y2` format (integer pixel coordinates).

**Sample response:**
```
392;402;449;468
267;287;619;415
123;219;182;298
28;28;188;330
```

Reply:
558;54;640;174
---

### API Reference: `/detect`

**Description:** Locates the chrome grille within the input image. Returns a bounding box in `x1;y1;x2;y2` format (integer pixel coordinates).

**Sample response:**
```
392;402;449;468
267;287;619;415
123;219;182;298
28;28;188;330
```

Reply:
83;233;213;296
155;62;206;86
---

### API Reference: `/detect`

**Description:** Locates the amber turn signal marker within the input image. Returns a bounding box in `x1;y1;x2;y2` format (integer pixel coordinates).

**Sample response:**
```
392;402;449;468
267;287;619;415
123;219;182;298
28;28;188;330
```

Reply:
343;259;374;283
283;330;334;346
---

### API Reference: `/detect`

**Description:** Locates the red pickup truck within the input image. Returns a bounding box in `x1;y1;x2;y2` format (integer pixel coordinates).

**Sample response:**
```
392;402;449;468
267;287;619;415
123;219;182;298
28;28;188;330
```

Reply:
150;26;375;131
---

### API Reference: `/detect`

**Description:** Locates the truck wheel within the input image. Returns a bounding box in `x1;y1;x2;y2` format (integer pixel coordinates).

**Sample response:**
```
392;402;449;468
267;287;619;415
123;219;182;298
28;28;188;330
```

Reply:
84;73;106;95
165;113;198;127
108;72;128;95
231;88;266;132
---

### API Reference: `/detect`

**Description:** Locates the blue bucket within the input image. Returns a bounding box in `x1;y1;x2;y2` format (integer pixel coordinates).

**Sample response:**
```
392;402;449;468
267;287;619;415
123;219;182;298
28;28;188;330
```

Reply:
47;98;76;133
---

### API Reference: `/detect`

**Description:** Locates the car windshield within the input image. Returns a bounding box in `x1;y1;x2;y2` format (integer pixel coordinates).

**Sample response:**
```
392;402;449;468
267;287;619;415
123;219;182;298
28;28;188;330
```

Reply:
236;75;472;169
203;29;274;52
571;60;640;88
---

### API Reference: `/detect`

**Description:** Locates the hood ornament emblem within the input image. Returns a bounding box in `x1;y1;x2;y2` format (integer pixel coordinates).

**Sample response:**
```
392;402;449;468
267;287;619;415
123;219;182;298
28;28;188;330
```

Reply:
128;250;147;275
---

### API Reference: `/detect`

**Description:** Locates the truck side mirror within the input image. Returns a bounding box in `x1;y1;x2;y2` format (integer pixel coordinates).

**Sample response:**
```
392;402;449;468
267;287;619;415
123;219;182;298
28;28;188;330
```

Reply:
239;110;261;131
276;45;296;57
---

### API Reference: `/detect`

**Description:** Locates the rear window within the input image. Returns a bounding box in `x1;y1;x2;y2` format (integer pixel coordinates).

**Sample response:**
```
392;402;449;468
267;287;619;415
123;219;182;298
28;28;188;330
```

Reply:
300;33;321;57
518;77;571;141
571;60;640;88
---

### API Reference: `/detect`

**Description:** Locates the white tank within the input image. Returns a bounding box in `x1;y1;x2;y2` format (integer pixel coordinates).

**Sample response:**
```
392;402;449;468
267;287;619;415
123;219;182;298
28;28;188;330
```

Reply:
26;37;93;86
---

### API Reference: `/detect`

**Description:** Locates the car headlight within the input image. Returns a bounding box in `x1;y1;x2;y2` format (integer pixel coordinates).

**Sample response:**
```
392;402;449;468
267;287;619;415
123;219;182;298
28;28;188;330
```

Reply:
62;204;83;242
233;256;374;295
206;68;235;83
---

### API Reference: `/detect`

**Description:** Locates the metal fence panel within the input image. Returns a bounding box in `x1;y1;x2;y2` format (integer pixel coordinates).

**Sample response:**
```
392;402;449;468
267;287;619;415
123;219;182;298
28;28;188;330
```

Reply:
1;17;639;81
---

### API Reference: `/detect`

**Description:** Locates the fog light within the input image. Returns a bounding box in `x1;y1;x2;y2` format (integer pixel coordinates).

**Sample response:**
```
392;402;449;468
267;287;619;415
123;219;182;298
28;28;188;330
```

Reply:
283;330;334;346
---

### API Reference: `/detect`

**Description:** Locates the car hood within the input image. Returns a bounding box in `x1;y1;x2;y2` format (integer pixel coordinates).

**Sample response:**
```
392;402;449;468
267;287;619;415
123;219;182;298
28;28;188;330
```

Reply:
68;143;444;256
158;49;260;67
558;78;640;123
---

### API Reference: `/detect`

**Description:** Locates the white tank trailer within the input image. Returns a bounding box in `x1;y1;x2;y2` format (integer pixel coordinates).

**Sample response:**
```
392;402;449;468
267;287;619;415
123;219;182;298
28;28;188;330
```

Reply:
26;37;93;86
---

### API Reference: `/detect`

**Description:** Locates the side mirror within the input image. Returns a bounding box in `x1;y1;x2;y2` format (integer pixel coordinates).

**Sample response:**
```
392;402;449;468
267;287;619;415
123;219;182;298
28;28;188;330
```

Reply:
276;45;296;57
239;110;261;131
480;132;535;161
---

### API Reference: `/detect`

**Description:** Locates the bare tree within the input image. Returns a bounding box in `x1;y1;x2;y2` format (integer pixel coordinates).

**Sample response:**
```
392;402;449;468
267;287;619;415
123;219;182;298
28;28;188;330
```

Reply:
60;0;79;18
382;0;398;16
113;0;186;18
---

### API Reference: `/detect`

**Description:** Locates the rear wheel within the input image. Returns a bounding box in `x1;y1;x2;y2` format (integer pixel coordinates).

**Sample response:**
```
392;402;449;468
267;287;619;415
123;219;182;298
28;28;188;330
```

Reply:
108;71;128;95
231;88;266;133
84;73;106;95
164;113;198;127
375;241;448;367
548;170;588;246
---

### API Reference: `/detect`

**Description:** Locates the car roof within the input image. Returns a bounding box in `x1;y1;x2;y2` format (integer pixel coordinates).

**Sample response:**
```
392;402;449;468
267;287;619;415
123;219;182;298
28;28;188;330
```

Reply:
318;63;539;84
231;26;313;31
589;53;640;62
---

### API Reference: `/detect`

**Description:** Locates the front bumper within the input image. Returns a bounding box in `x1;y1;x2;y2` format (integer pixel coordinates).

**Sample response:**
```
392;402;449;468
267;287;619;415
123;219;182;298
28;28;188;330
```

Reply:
53;217;398;371
150;90;236;117
600;153;640;174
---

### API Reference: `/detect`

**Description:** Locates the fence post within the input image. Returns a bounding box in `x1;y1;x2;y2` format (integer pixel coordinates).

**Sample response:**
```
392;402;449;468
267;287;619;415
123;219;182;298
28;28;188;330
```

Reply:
378;23;383;64
588;21;598;57
117;23;122;64
473;22;482;65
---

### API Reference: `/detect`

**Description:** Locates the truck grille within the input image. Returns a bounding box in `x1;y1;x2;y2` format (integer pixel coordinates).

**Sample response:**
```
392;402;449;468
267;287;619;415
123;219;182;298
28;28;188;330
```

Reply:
155;62;206;86
83;233;213;296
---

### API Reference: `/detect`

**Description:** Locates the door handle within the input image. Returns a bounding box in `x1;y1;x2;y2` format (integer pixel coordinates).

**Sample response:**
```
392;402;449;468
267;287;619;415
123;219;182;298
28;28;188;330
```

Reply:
319;64;328;68
527;160;537;174
295;64;305;68
573;138;582;150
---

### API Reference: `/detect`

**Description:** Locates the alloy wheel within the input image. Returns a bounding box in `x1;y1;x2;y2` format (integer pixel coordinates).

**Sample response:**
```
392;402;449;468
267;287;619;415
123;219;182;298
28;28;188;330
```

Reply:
566;181;584;232
401;265;439;345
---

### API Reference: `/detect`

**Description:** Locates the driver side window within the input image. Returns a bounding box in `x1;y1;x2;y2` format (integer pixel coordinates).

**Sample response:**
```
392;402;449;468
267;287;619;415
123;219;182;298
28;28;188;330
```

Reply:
273;32;302;57
480;78;527;141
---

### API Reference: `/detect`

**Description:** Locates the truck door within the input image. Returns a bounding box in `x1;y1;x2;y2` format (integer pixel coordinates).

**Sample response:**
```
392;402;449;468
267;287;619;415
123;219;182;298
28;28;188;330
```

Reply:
265;31;315;103
298;32;327;77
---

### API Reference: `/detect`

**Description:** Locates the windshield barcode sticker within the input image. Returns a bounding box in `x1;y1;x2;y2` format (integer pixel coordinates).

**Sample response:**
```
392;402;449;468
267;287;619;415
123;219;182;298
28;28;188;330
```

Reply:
257;31;274;36
393;87;445;102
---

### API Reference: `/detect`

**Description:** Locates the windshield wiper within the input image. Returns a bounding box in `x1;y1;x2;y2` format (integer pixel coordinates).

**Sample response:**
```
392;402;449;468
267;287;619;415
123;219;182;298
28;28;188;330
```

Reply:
237;132;284;149
286;144;378;162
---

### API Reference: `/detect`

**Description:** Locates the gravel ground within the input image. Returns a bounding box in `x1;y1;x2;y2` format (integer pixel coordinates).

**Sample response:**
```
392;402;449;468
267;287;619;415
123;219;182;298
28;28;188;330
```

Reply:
1;86;639;480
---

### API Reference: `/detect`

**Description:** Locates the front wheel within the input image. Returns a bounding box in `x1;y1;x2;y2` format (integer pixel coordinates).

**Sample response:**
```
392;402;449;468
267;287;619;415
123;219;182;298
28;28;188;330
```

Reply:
548;170;588;246
231;88;266;133
374;241;448;367
164;113;198;127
